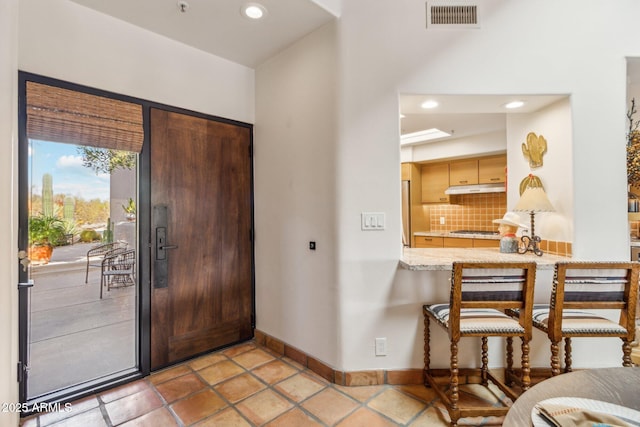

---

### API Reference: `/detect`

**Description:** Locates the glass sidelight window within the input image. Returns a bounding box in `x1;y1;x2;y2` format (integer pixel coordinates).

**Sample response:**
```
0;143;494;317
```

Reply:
20;78;143;402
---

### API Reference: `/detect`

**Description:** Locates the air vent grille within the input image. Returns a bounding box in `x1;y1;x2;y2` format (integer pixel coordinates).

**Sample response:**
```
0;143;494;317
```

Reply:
427;3;479;28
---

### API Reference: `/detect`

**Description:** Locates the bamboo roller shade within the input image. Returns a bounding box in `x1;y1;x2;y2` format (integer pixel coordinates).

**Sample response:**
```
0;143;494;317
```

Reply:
26;81;143;153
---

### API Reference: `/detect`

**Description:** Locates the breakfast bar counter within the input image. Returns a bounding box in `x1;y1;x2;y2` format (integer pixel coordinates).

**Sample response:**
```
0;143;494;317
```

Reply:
400;247;571;271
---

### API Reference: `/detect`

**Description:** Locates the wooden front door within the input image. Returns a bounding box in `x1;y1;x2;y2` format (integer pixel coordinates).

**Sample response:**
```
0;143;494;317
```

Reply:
150;108;253;370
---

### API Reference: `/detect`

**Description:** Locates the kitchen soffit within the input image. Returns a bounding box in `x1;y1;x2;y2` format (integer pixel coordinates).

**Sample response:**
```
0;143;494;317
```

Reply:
400;94;569;145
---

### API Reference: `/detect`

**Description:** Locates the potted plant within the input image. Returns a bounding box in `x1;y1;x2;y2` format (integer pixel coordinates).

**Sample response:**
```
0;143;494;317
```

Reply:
28;214;66;263
122;198;136;221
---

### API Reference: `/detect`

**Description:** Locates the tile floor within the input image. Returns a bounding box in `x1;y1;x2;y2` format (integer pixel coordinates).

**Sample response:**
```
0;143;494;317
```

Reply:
20;341;509;426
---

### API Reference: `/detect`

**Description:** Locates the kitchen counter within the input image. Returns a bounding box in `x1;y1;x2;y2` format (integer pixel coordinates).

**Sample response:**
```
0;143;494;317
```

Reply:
400;247;571;271
414;231;500;241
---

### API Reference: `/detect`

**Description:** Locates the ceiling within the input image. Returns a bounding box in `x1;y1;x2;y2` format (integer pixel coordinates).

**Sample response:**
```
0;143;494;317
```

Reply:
400;94;568;145
64;2;586;147
70;0;336;68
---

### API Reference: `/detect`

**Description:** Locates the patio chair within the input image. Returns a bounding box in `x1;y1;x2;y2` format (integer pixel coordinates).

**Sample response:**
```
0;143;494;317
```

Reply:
85;240;128;283
100;249;136;299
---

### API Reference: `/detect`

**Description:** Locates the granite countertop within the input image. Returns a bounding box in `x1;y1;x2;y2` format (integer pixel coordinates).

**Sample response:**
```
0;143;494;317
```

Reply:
631;238;640;248
414;231;500;241
400;247;572;271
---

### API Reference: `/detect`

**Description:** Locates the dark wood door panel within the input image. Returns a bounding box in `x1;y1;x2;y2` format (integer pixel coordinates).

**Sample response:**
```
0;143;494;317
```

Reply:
150;108;253;370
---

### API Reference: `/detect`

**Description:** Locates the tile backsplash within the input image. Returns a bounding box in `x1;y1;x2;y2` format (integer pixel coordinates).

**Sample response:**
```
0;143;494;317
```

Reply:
429;193;507;232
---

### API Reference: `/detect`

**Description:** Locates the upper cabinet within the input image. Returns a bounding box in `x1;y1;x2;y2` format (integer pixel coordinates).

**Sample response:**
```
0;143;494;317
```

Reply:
478;155;506;184
449;159;479;185
421;162;450;203
418;154;506;204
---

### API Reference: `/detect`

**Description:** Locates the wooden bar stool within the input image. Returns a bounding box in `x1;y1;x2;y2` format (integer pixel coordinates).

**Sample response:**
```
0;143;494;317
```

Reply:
520;261;639;376
423;261;536;427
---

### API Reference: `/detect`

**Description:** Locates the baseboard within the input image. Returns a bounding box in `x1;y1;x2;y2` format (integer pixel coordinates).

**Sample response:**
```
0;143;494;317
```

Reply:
254;329;423;386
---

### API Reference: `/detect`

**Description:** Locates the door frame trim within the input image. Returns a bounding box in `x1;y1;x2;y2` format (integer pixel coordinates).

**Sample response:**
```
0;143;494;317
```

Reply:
17;71;255;413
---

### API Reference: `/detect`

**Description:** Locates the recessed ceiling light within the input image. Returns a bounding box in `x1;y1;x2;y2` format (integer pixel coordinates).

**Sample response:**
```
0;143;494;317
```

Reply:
421;100;439;109
241;3;267;20
505;101;525;109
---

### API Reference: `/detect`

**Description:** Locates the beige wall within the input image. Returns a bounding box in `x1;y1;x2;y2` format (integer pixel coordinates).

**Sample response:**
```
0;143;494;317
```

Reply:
0;0;19;424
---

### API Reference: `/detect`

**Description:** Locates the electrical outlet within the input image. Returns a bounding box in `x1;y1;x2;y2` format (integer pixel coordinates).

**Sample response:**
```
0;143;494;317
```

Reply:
375;337;387;356
440;216;445;225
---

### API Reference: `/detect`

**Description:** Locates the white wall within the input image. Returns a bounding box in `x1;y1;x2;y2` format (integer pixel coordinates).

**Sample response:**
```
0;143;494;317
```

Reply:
507;98;574;243
255;22;339;365
256;0;640;375
19;0;254;124
0;0;19;424
405;130;506;163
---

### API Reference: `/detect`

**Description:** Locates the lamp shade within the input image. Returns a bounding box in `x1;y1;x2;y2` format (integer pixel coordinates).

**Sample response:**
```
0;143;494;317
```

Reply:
514;186;555;212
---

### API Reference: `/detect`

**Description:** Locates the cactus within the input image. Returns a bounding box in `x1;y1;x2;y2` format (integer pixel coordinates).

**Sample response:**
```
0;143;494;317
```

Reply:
63;196;75;220
42;173;54;216
102;218;114;243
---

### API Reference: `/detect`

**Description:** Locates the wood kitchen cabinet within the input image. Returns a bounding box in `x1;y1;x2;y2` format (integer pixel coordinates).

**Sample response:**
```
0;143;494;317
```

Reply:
443;237;474;248
449;159;478;185
421;163;450;203
415;236;444;248
478;155;506;184
473;239;500;248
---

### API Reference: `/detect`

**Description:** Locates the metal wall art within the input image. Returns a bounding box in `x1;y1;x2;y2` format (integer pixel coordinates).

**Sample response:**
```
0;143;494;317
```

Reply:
521;132;547;169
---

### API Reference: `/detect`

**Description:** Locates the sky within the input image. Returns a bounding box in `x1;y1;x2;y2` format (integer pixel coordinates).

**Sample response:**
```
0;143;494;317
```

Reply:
29;139;111;202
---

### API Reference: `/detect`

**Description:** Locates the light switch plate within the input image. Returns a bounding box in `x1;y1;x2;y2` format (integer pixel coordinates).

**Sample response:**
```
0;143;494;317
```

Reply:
361;212;385;230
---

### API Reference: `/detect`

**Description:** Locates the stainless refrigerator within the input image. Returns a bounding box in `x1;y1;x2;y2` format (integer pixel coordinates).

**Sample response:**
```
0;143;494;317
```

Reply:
402;180;411;247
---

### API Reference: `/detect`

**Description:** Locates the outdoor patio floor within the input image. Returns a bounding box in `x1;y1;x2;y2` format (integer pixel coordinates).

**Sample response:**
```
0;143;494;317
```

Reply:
28;242;136;398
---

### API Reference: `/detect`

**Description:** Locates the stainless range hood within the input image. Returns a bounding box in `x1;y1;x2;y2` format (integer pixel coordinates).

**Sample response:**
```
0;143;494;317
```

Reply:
444;182;505;195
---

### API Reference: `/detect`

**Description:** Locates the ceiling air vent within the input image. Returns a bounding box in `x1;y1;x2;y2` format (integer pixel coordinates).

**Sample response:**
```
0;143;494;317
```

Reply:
426;2;480;29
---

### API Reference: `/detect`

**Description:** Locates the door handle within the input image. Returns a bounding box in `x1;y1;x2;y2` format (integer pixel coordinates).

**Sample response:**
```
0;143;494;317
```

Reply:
153;205;176;289
18;280;34;289
156;227;178;260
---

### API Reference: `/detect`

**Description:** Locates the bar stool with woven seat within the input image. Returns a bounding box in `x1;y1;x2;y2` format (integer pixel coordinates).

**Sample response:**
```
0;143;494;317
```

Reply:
423;261;536;427
522;261;639;376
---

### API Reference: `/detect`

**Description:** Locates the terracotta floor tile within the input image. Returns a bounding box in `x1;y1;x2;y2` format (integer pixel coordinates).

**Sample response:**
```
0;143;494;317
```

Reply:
198;360;245;385
39;396;99;425
188;352;228;371
104;388;163;425
155;372;207;403
335;384;385;402
301;388;359;425
232;348;276;369
192;407;252;427
119;407;179;426
336;407;399;427
100;379;150;403
214;372;266;403
235;389;295;425
252;359;298;384
274;372;326;402
265;408;323;427
222;342;257;358
46;408;107;427
33;340;514;427
170;389;227;425
148;365;192;385
366;388;425;424
407;405;449;426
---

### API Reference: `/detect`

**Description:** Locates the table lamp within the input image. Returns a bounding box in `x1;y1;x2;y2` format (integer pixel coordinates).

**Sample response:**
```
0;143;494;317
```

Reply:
513;186;555;256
